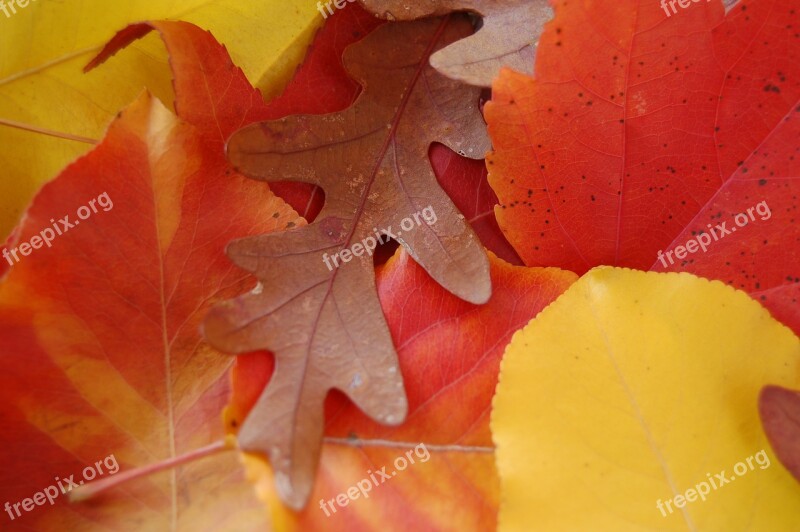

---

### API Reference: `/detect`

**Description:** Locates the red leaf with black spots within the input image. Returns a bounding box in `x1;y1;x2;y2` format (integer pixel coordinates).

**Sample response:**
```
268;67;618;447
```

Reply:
486;0;800;332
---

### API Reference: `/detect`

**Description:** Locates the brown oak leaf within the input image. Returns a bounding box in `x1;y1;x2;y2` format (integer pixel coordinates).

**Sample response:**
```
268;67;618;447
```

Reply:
203;15;492;509
360;0;552;86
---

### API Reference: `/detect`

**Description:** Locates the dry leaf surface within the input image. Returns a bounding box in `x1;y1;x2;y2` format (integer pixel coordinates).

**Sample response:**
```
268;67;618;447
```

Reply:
205;15;493;509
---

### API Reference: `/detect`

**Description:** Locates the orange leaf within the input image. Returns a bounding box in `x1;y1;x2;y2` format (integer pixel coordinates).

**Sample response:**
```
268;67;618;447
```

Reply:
0;87;299;528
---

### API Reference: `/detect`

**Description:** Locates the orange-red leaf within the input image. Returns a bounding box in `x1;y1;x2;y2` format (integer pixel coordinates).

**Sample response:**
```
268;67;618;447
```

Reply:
0;90;298;529
486;0;800;332
432;144;522;265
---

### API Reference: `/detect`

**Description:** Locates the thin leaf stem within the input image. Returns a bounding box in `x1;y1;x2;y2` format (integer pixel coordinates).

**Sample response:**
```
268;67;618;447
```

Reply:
69;436;236;503
0;118;98;144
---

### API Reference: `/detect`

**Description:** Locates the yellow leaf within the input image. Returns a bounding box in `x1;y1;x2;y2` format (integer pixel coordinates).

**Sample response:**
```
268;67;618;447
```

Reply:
0;0;323;238
492;267;800;531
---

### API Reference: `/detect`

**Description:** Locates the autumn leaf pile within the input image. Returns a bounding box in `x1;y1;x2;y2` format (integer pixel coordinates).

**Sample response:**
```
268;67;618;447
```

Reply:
0;0;798;530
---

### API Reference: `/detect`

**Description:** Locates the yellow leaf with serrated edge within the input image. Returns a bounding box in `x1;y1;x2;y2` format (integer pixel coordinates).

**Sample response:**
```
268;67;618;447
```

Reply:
492;267;800;531
0;0;323;238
